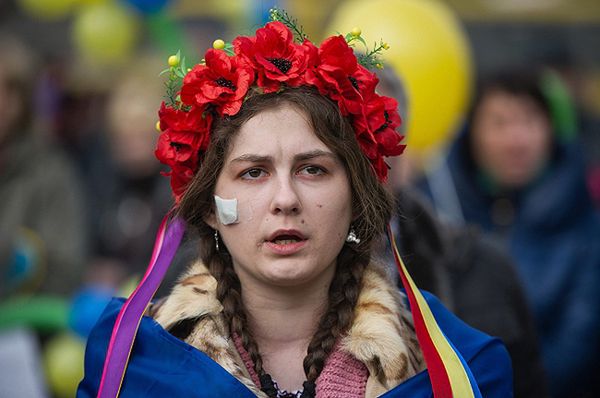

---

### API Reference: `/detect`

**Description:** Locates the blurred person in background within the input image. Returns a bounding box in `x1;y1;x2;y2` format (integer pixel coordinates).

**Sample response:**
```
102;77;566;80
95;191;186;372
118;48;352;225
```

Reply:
377;66;548;398
421;70;600;397
82;58;175;290
0;34;87;299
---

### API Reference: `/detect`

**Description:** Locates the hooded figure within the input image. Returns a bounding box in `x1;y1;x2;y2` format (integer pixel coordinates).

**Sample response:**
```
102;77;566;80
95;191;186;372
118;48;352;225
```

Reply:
421;70;600;397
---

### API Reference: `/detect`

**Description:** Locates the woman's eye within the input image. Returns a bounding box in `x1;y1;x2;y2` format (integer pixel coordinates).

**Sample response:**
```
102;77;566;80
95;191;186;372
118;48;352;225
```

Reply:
298;165;325;176
241;168;267;179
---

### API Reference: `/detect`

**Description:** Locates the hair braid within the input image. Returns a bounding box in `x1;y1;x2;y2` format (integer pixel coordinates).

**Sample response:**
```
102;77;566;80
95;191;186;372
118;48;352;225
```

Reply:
206;244;267;378
302;246;368;382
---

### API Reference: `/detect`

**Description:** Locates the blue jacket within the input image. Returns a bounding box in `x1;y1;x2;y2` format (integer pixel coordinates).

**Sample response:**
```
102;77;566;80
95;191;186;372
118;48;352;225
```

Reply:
78;292;512;397
422;131;600;397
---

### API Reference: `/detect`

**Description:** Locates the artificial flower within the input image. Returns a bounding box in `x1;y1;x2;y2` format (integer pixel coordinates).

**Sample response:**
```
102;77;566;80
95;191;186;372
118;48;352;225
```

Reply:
164;163;196;203
155;103;213;199
234;21;313;92
370;154;390;183
305;35;362;116
181;49;254;116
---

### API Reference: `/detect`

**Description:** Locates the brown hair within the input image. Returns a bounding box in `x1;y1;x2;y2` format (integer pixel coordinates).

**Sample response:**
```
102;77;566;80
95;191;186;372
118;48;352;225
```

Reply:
178;86;395;385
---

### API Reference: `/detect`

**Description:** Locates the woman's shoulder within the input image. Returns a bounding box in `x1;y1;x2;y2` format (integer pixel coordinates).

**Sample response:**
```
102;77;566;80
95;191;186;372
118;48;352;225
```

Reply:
77;295;257;398
383;291;513;398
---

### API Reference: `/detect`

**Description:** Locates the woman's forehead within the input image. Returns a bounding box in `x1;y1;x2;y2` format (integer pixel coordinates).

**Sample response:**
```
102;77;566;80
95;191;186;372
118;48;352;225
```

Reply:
227;105;331;159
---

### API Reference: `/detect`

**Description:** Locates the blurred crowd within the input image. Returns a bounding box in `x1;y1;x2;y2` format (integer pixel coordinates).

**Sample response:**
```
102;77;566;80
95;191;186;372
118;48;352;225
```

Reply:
1;1;599;398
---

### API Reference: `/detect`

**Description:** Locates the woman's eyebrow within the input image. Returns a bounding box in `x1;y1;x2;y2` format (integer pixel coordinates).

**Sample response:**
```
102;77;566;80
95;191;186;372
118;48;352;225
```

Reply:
230;154;272;163
230;150;336;164
294;150;336;162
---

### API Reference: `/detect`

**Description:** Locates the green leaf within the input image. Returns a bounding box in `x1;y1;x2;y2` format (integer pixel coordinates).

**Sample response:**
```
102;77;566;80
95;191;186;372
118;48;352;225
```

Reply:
269;7;308;43
224;46;235;56
180;57;187;74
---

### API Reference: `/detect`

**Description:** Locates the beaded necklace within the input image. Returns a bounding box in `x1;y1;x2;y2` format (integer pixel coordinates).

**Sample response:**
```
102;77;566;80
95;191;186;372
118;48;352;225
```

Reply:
259;373;315;398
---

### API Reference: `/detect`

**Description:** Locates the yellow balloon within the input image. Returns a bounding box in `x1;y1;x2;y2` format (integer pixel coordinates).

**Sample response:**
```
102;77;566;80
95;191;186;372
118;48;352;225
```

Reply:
73;3;140;65
328;0;473;154
18;0;76;20
43;333;85;398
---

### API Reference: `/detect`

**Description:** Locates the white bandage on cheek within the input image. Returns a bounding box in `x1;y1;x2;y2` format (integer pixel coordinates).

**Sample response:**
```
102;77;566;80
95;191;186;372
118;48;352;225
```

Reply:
214;195;239;225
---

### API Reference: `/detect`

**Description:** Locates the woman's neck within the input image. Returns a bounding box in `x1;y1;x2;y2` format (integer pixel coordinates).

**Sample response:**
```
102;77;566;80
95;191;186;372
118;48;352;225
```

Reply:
239;271;334;391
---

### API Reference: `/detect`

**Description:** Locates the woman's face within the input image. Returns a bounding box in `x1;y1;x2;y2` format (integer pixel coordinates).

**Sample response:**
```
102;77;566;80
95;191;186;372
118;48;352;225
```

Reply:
210;105;353;289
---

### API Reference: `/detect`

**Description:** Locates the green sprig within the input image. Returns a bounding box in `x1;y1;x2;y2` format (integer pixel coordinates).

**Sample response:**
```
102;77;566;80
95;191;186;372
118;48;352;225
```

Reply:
223;42;235;56
346;36;388;70
159;50;189;109
269;8;308;43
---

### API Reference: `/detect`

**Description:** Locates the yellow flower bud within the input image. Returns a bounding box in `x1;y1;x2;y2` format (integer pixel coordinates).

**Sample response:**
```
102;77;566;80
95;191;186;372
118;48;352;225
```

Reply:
168;55;179;67
155;121;162;132
382;42;390;50
351;27;361;37
376;63;383;69
213;39;226;50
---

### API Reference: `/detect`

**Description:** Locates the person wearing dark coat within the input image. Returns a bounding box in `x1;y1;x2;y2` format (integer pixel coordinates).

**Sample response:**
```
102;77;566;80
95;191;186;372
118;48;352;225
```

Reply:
419;71;600;397
393;188;548;398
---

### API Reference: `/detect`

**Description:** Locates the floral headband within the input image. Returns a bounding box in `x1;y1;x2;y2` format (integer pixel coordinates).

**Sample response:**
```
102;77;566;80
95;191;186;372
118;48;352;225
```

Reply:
155;9;405;203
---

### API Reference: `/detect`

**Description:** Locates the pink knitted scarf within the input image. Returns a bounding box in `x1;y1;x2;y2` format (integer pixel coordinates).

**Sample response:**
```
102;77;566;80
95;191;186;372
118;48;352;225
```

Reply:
232;333;368;397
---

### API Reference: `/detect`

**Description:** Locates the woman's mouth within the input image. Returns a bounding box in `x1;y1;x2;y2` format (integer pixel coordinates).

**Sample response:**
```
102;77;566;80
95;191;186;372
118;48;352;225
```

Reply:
265;231;307;255
271;235;302;245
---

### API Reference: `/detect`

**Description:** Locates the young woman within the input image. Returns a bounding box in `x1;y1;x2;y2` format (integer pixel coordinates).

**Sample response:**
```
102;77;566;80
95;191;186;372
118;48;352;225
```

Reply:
78;12;512;398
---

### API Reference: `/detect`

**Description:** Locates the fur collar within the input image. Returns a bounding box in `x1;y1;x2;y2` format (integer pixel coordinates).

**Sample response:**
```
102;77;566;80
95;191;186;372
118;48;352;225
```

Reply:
151;261;424;395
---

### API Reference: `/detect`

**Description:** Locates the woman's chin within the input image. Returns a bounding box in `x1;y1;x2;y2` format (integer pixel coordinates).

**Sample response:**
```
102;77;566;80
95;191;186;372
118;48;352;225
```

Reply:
259;269;313;287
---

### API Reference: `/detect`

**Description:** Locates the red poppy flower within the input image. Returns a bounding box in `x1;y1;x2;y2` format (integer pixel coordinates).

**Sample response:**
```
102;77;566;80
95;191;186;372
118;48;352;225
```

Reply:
155;103;212;200
365;94;405;157
157;103;212;156
180;49;254;116
356;128;379;160
355;128;392;181
370;155;390;183
352;92;405;181
305;35;361;114
352;65;379;102
306;38;380;119
163;163;196;203
234;22;313;92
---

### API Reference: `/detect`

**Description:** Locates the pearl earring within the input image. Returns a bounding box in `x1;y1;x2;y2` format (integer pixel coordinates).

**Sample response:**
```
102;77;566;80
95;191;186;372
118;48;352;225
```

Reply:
345;227;361;244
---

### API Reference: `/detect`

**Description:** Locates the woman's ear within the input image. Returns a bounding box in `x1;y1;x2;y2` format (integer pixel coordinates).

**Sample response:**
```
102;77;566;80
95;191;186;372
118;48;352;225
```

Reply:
204;212;218;230
351;204;360;222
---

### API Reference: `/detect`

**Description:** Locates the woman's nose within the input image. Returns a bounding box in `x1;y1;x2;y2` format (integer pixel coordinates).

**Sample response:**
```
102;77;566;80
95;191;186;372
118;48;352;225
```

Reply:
270;175;302;215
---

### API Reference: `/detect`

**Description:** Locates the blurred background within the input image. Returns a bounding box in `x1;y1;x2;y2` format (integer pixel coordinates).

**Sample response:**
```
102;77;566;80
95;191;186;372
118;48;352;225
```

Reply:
0;0;598;397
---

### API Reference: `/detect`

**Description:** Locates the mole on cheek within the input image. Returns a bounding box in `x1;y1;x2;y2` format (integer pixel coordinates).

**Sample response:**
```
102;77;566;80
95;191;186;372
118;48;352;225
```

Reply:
301;219;305;224
316;204;323;208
